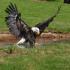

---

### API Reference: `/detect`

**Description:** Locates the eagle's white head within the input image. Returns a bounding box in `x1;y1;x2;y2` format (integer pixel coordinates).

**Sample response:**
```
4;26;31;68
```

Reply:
31;27;40;35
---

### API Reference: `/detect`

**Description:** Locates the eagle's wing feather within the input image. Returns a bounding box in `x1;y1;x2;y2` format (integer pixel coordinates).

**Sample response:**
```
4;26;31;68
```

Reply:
35;6;61;35
5;3;29;37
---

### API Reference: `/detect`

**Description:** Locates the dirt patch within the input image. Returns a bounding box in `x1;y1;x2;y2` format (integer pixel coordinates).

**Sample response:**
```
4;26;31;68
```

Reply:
0;32;70;44
0;33;17;43
36;32;70;44
0;32;70;55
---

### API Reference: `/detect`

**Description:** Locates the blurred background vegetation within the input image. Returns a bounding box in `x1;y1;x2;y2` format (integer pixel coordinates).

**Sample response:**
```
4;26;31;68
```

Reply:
0;0;70;33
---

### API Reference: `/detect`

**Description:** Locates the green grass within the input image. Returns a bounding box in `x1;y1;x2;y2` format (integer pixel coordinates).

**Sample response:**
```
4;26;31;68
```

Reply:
0;0;70;70
0;0;70;32
0;40;70;70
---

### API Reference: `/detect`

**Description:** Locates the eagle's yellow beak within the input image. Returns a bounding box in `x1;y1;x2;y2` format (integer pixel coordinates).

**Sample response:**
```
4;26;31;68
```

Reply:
36;31;40;35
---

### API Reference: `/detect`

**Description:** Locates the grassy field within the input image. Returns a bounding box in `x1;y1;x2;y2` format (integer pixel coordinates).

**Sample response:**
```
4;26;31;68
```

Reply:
0;0;70;70
0;0;70;32
0;40;70;70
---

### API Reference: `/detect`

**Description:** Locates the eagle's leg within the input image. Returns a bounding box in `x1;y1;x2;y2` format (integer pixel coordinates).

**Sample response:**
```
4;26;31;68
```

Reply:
28;40;35;48
23;40;35;48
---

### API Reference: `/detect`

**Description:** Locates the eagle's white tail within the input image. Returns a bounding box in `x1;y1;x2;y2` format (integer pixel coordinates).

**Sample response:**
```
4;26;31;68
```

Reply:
17;38;25;45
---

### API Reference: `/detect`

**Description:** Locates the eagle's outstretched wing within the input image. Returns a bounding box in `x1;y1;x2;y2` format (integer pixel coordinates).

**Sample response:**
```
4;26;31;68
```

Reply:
35;6;61;35
5;3;29;37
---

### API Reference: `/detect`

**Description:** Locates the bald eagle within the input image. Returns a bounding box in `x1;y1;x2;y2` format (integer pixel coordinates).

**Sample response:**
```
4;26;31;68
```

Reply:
5;3;61;47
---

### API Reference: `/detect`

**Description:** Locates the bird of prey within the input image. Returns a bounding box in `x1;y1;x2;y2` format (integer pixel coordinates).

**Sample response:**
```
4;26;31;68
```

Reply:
5;3;61;47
